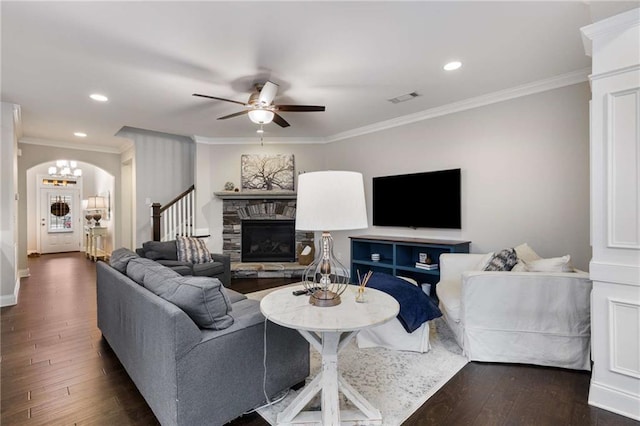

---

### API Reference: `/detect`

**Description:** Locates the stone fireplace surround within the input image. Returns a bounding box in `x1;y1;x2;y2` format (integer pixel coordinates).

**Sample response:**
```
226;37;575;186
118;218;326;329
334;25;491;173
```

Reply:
217;192;314;278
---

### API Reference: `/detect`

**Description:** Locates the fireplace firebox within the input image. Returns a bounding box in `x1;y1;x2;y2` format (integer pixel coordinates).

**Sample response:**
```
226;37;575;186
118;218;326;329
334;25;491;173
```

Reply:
241;220;296;262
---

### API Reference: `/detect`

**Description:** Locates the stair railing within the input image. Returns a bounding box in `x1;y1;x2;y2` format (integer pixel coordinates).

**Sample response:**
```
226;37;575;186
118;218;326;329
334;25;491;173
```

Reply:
151;185;195;241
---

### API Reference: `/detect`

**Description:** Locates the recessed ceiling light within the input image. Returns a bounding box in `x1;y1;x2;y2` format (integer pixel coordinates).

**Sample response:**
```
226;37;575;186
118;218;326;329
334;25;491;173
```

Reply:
256;128;264;134
444;61;462;71
74;132;87;137
89;93;108;102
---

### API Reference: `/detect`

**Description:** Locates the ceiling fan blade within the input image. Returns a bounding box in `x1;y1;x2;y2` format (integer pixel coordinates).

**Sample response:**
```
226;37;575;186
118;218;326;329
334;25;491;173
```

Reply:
258;81;279;106
276;105;326;112
217;110;250;120
193;93;247;106
272;112;290;128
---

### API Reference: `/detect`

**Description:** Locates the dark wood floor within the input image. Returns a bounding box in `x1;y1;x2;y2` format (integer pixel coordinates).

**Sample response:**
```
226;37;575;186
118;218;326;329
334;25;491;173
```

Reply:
1;253;637;426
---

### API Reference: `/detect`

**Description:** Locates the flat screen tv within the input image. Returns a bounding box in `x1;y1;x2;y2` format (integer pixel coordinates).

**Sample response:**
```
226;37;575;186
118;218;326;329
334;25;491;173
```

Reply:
372;168;461;229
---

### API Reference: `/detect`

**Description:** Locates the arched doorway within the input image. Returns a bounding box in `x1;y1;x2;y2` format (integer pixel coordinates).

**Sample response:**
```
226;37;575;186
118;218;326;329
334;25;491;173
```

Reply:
27;160;115;256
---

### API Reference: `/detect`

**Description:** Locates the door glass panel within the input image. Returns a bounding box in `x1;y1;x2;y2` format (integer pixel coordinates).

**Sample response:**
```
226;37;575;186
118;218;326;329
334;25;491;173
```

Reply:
49;194;73;233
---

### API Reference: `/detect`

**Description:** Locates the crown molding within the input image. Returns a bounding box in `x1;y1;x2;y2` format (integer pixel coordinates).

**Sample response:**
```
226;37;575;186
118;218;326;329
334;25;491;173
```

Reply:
581;7;640;56
19;137;123;154
325;68;591;143
193;136;326;145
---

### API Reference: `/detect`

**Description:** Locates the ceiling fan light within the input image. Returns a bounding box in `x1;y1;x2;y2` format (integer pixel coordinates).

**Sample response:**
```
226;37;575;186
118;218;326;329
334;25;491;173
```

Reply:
248;109;274;124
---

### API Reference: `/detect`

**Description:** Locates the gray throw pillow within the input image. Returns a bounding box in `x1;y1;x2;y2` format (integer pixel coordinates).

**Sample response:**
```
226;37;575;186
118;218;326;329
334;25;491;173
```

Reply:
110;248;139;274
143;271;234;330
484;248;518;271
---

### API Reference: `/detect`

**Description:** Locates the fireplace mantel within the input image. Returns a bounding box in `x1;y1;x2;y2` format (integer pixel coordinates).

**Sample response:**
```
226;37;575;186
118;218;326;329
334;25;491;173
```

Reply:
214;191;296;200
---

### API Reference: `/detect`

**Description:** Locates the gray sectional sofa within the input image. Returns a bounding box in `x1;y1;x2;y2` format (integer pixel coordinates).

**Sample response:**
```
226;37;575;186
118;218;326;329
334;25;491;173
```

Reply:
97;248;309;426
136;239;231;286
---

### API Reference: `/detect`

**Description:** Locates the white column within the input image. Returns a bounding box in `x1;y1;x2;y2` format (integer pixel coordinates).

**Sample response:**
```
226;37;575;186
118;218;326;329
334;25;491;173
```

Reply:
581;8;640;421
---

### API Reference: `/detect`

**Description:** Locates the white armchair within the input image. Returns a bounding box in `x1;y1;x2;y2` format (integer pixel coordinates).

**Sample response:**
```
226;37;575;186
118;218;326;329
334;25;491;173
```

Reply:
436;253;592;370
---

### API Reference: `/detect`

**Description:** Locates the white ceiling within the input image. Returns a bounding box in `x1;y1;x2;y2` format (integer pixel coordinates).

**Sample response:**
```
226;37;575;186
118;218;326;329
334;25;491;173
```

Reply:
1;1;636;152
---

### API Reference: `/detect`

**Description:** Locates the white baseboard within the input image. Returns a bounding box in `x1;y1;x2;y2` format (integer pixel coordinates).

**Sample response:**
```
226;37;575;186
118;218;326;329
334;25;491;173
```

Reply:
19;268;30;278
0;277;20;307
589;380;640;421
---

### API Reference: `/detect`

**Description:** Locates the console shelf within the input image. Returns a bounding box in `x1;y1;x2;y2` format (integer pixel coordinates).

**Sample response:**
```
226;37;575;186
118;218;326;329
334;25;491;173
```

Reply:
350;235;470;297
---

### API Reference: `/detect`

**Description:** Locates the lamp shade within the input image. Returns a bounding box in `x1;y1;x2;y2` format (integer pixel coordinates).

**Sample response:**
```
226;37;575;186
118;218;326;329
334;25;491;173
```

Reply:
295;171;368;231
86;196;106;209
248;109;274;124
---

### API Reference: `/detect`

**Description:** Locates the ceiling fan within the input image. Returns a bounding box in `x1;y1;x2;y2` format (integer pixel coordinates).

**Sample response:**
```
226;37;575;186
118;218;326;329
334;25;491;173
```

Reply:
192;81;325;128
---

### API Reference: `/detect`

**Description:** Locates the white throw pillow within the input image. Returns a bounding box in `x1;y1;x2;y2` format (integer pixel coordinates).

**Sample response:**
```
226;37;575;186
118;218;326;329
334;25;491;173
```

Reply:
514;243;542;263
525;255;574;272
475;252;494;270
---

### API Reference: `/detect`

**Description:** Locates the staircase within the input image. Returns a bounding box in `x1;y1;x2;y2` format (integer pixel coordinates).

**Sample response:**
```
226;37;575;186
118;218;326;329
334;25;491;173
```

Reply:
150;185;195;241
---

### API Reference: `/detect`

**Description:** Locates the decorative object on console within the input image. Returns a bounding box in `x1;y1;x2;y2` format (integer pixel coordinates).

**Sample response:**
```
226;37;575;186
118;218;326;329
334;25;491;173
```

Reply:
241;154;295;191
82;199;93;224
86;195;106;226
415;262;438;270
224;181;235;191
296;170;368;307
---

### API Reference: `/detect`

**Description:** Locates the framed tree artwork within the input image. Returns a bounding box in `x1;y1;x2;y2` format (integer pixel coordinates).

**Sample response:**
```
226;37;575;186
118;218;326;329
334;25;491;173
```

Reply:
241;154;295;191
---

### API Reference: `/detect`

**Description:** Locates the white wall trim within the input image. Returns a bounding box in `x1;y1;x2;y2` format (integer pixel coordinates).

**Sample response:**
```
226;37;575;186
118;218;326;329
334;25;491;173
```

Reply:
581;8;640;56
589;380;640;421
193;136;325;145
20;137;124;154
590;261;640;286
591;64;640;82
608;298;640;379
0;277;20;307
605;88;640;249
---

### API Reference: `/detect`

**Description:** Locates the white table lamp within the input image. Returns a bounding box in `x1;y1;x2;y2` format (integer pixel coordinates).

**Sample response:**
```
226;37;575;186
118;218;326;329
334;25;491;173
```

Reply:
295;171;368;306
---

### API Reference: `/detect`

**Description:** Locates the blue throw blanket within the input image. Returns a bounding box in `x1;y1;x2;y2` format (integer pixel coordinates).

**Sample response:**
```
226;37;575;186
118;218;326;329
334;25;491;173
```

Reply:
364;272;442;333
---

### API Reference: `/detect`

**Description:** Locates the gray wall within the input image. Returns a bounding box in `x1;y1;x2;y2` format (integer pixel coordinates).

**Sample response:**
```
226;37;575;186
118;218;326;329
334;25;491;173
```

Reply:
116;127;195;247
324;82;592;270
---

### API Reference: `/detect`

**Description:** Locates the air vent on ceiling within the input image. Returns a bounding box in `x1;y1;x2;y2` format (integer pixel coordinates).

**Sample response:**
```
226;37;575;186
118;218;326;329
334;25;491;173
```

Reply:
388;92;420;104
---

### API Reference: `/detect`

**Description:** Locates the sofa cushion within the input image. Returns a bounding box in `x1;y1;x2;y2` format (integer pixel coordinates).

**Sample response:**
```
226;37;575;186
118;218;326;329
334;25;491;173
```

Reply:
226;288;248;304
143;272;234;330
193;261;225;277
155;260;193;276
126;257;181;285
176;235;212;264
484;248;518;271
435;279;461;323
110;248;139;274
142;240;179;261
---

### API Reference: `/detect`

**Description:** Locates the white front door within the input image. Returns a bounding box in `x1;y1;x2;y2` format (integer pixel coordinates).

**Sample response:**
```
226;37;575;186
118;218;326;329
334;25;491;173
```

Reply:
40;188;82;253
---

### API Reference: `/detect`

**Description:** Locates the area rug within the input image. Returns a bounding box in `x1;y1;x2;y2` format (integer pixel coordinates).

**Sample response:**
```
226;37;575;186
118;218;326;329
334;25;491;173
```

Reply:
247;286;468;426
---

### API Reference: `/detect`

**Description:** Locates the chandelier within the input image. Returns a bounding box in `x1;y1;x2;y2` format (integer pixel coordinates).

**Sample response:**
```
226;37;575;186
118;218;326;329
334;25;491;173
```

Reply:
48;160;82;178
